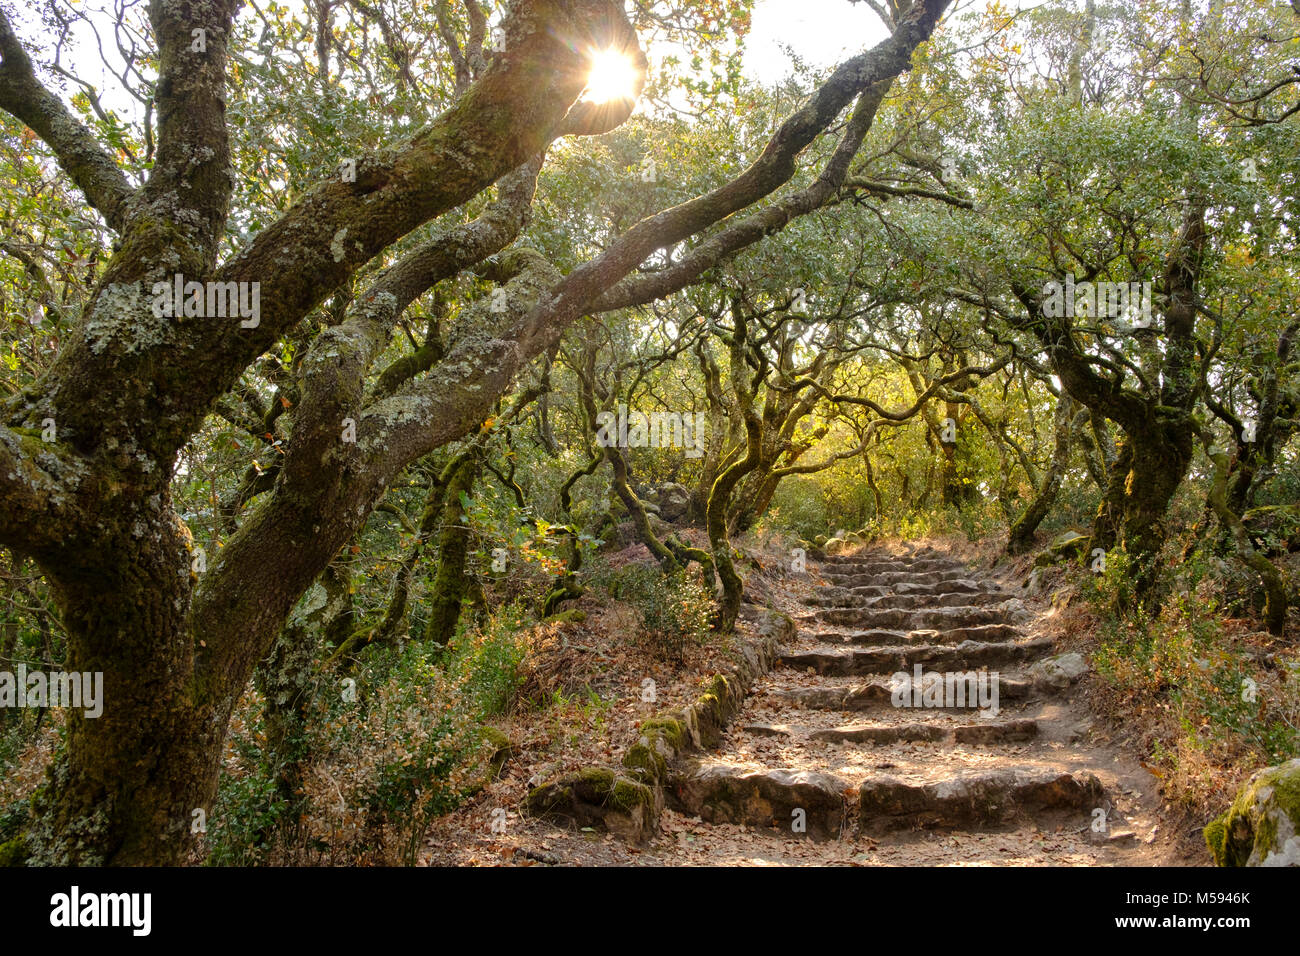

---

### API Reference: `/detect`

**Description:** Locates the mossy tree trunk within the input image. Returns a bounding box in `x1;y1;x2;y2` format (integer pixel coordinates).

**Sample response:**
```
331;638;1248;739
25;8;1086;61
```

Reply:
422;447;482;655
707;301;766;632
1007;393;1076;554
256;560;353;845
689;338;730;525
1204;439;1288;635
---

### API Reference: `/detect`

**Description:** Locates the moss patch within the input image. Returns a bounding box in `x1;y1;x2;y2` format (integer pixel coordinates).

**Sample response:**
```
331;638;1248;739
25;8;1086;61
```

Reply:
0;836;30;867
622;717;688;784
1205;759;1300;866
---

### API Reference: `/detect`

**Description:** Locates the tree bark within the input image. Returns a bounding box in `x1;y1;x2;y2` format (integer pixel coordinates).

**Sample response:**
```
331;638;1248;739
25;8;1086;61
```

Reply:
1007;393;1075;554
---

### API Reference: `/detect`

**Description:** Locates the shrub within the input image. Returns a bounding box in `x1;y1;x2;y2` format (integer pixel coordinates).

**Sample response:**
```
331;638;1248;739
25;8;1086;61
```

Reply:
209;633;506;866
602;562;712;662
1087;550;1300;812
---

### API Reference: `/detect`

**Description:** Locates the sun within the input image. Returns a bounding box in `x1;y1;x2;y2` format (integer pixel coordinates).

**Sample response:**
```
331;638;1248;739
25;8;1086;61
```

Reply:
582;47;640;104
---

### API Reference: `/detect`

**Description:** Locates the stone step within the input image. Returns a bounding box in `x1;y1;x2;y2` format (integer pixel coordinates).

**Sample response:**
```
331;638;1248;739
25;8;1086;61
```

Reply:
773;674;1033;711
891;579;995;596
820;558;965;575
857;767;1105;832
809;722;949;745
807;623;1025;648
808;718;1037;746
807;589;1006;610
671;762;1104;839
813;580;995;604
814;601;1031;630
824;569;975;587
863;591;1008;610
671;764;850;839
953;717;1040;744
779;636;1053;676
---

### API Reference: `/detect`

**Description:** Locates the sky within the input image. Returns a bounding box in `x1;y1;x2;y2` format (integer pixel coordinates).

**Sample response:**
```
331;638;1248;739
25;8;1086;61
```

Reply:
743;0;895;78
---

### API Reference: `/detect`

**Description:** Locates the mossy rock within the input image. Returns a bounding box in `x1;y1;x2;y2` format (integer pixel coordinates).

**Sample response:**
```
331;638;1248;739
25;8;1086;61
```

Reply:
480;726;513;776
814;535;828;547
688;674;739;749
824;537;848;555
1205;758;1300;866
462;726;514;794
542;608;587;625
622;714;688;784
524;768;659;843
1034;531;1090;568
622;739;669;783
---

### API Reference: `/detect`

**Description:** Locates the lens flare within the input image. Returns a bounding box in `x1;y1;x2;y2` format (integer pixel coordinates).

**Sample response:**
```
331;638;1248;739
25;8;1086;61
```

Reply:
583;48;639;104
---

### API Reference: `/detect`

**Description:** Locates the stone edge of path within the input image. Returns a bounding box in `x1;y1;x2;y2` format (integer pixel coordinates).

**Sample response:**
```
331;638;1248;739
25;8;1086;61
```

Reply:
522;606;795;843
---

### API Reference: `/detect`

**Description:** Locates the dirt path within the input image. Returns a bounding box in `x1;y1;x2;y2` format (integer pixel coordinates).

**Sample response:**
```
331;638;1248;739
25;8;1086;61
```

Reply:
425;541;1195;866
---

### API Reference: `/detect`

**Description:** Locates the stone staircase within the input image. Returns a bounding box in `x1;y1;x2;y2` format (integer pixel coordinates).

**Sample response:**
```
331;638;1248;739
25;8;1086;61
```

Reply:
665;543;1135;848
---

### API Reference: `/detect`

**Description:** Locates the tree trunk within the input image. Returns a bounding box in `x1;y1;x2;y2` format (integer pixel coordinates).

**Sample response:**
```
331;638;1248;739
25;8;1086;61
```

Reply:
1007;394;1075;554
22;492;213;864
1092;423;1195;597
423;448;481;654
1206;443;1287;635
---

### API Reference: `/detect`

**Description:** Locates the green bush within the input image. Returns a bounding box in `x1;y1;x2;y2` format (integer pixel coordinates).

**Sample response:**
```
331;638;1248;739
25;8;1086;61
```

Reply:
1089;551;1300;809
209;634;499;866
450;603;531;718
596;562;713;661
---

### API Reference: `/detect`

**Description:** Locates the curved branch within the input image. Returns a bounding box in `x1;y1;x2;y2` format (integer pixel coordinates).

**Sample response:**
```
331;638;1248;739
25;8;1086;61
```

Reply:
0;9;134;231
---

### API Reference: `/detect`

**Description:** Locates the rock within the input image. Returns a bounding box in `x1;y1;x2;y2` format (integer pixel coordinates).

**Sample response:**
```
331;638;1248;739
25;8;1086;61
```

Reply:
656;483;692;521
1064;718;1093;743
1024;567;1045;596
809;722;946;745
953;718;1039;745
814;535;828;547
637;482;691;521
996;598;1032;623
1029;652;1088;692
742;723;793;738
825;537;848;555
859;767;1105;831
1034;531;1089;568
1205;759;1300;867
673;764;848;838
524;768;660;843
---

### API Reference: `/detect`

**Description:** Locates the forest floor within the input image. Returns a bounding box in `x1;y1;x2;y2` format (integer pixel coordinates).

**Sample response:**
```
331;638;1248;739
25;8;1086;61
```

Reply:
421;536;1205;867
